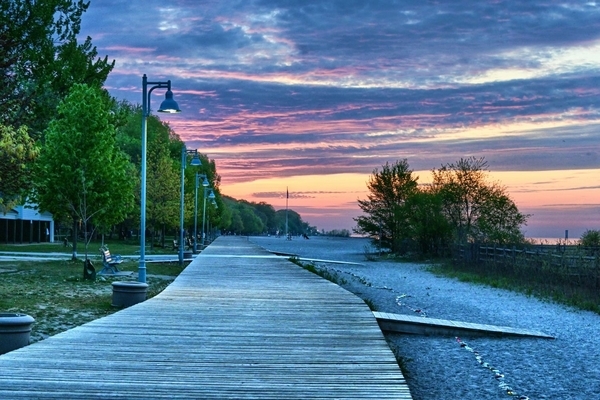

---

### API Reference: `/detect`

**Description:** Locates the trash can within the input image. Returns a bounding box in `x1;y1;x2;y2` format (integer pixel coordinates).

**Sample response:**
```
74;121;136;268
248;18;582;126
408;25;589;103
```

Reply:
0;313;35;355
111;281;149;308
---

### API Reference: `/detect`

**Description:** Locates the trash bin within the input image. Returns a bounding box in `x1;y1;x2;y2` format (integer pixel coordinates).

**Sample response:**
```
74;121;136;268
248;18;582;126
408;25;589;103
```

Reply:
0;313;35;355
111;281;149;308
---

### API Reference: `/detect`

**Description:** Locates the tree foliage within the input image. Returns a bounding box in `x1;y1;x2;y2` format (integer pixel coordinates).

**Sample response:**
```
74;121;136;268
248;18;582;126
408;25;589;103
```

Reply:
354;160;418;253
32;84;135;258
0;0;114;136
404;188;452;256
146;140;179;241
253;202;278;232
0;124;39;212
355;157;528;256
220;196;314;236
580;229;600;248
432;157;527;244
275;209;314;236
111;103;226;243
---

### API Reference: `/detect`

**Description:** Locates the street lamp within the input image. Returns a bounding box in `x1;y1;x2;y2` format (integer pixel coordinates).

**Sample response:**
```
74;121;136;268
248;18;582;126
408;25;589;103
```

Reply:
179;147;201;266
140;75;180;283
202;188;216;247
208;198;217;241
194;173;209;253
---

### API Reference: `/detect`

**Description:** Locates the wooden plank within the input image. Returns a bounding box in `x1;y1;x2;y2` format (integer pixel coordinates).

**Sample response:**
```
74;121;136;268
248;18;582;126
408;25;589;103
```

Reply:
373;311;554;339
0;236;412;399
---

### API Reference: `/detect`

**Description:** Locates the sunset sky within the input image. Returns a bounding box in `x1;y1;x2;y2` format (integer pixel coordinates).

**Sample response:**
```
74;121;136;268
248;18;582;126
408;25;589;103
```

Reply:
80;1;600;239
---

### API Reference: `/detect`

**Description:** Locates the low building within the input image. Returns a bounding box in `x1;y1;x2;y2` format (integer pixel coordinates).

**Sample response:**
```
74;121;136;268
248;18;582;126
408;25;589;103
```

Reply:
0;204;54;244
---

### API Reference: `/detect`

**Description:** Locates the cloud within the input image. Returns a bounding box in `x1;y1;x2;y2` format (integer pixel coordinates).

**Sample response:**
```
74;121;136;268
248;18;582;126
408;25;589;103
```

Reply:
253;191;315;199
253;190;362;199
80;1;600;232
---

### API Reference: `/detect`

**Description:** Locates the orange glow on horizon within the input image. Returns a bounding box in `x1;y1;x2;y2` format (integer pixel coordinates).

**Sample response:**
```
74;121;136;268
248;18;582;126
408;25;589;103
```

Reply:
220;169;600;234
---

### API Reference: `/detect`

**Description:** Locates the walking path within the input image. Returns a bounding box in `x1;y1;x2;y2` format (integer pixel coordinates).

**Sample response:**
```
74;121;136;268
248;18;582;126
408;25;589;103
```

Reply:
0;236;411;399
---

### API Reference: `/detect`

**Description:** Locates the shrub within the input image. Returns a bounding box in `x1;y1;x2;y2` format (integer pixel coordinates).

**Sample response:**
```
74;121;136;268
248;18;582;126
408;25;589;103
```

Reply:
580;229;600;247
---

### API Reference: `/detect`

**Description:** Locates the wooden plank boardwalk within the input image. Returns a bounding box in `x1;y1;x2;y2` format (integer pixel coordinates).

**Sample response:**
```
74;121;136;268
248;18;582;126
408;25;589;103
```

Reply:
0;236;411;399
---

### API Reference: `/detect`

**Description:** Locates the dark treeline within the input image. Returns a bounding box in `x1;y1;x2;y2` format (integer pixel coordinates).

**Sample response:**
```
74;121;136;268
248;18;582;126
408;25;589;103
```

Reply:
222;196;316;236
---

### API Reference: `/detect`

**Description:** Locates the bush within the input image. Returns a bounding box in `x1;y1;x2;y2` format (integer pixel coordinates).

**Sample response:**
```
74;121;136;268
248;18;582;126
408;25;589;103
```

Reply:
580;229;600;247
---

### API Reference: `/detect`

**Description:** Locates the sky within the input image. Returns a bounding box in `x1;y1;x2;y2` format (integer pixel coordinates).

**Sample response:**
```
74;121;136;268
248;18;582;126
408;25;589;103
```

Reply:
79;0;600;239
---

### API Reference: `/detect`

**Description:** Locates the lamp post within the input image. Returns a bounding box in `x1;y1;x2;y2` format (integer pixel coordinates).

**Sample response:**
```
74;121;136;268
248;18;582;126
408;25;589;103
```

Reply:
140;75;180;283
179;147;201;266
194;173;209;253
208;198;217;241
202;188;216;247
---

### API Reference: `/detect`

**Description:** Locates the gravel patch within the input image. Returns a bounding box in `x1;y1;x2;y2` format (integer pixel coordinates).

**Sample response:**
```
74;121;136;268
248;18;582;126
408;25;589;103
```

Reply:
250;235;600;400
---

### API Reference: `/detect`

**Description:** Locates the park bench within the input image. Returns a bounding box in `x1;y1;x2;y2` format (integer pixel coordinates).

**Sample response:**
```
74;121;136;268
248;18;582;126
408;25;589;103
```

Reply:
172;239;193;251
99;245;123;275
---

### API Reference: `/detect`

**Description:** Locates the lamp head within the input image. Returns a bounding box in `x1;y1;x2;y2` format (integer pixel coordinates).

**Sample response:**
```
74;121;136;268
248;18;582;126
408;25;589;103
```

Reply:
190;152;201;166
202;177;210;187
208;190;216;199
158;90;181;113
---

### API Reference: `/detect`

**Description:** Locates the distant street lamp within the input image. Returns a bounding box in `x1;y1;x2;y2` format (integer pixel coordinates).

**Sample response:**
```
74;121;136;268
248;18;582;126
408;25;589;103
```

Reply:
179;147;201;266
202;188;216;247
139;75;180;283
208;197;217;241
194;173;209;253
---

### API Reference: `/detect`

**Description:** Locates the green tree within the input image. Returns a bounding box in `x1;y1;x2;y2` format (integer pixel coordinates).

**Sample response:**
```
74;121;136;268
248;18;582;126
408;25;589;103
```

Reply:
0;124;39;212
354;159;419;253
114;105;226;244
32;84;135;260
230;210;244;234
115;105;180;240
475;188;527;244
404;188;452;256
219;196;313;237
580;229;600;247
275;209;313;236
0;0;114;136
240;203;265;235
253;202;278;234
431;157;527;244
146;142;179;246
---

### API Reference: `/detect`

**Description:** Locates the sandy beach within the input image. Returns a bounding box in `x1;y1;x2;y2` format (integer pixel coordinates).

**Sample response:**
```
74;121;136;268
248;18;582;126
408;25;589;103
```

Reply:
249;235;600;400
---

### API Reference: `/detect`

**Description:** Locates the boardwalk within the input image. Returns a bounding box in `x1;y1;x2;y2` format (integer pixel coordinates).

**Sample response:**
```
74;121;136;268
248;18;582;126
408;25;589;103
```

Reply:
0;236;411;399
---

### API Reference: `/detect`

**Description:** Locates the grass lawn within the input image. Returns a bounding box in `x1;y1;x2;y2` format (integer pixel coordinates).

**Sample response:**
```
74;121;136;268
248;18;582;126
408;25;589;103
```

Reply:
0;240;186;343
0;237;178;255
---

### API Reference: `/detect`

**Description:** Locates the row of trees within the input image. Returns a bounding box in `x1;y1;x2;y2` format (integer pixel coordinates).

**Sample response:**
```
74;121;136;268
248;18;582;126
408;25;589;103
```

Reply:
223;197;316;236
0;2;314;260
1;1;110;212
354;158;529;256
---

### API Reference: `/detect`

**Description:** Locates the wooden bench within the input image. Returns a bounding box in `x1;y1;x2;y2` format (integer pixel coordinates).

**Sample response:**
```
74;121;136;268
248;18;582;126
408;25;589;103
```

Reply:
173;239;193;251
99;246;123;275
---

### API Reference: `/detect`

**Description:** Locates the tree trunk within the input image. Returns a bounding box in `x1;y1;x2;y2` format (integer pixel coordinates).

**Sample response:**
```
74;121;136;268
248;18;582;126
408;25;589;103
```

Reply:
82;220;89;261
71;217;78;261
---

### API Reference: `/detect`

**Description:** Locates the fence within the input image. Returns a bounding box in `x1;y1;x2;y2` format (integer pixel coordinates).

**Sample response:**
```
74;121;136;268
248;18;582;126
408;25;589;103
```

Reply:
453;243;600;301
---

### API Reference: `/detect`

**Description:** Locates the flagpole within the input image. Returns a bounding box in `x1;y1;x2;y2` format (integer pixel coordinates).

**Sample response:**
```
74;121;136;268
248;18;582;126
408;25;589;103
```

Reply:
285;187;289;239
